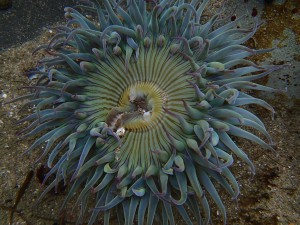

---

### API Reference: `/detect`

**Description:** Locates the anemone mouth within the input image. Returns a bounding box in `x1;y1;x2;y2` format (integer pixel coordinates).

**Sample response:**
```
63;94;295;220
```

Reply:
117;81;165;131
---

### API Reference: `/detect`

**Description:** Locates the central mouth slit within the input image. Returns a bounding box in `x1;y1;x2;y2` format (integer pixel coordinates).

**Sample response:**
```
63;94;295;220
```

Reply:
106;82;166;132
129;93;150;115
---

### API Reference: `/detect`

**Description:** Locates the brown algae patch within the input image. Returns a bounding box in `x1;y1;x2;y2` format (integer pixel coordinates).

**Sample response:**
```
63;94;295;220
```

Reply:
246;0;300;63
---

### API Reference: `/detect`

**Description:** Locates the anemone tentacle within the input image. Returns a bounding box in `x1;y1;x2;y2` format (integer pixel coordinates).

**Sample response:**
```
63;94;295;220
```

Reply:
16;0;281;224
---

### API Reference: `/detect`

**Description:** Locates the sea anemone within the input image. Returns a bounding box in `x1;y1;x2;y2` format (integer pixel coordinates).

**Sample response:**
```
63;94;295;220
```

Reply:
14;0;285;224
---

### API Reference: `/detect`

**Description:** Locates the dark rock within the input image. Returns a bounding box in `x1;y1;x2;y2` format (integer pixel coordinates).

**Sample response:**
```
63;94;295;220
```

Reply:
0;0;76;51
